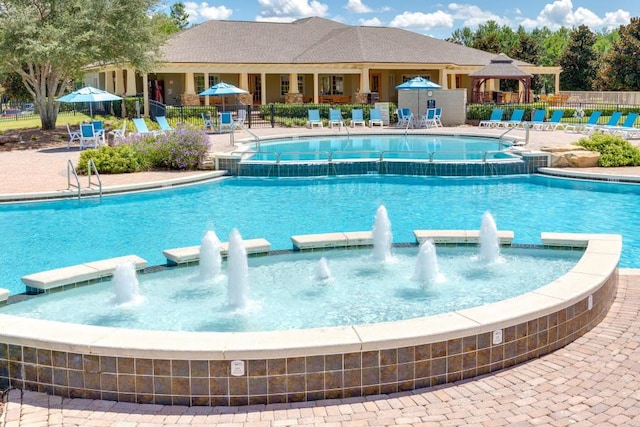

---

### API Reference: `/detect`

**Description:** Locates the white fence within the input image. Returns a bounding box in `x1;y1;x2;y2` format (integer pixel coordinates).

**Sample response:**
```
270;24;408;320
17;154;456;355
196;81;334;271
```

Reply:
559;91;640;106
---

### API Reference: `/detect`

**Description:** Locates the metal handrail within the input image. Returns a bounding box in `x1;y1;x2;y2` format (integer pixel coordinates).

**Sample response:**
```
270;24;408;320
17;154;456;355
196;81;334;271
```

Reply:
87;158;102;199
67;160;81;199
498;124;528;148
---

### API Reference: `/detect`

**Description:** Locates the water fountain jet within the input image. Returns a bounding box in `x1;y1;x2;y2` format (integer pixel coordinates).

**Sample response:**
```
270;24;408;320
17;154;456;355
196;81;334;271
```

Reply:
315;257;331;280
479;212;501;264
112;262;140;304
412;239;444;285
372;205;393;262
199;230;222;280
227;228;249;309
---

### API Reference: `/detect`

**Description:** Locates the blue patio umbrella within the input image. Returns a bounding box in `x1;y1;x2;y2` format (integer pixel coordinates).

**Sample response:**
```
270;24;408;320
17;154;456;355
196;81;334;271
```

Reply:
396;77;441;116
199;81;248;111
56;86;122;118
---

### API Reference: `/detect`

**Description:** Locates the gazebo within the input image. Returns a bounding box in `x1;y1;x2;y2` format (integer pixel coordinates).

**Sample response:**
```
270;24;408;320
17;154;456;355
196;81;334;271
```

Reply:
469;54;532;104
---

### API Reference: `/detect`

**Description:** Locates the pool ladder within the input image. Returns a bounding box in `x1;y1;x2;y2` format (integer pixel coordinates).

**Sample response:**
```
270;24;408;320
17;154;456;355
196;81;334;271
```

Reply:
498;123;530;148
67;159;102;199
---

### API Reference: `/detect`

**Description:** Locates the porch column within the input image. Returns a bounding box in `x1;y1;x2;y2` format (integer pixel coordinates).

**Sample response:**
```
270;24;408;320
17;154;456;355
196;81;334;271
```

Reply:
289;72;299;93
313;73;319;104
184;72;196;94
239;73;249;91
555;72;560;94
360;68;370;93
115;69;125;95
142;73;149;117
105;71;114;93
125;68;137;96
203;72;209;106
440;70;449;89
261;72;266;105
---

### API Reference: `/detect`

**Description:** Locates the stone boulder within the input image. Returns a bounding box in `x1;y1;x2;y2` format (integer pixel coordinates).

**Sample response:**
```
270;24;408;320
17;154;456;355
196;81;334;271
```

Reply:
540;145;600;168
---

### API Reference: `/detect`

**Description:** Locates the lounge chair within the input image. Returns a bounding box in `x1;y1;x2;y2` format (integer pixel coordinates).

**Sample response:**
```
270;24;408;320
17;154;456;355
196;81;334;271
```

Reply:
564;111;602;133
218;111;233;133
593;112;623;134
235;109;246;126
496;109;524;128
608;113;639;138
479;108;503;128
108;120;127;144
418;108;437;128
202;112;215;132
79;123;99;149
396;108;413;128
434;107;443;127
350;109;366;127
307;109;323;128
132;118;158;135
541;110;565;131
155;116;174;132
66;123;81;149
329;109;344;128
526;109;546;130
369;108;384;127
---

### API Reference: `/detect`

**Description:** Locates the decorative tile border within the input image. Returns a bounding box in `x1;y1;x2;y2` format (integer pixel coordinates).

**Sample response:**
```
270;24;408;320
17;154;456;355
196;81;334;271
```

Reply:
0;233;620;406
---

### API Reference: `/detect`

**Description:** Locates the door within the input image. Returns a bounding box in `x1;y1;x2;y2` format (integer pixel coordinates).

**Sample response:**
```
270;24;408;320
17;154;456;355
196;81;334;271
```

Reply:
249;74;261;104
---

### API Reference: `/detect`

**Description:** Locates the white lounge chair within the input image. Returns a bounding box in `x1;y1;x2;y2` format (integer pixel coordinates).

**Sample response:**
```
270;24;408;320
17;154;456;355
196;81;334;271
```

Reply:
202;113;215;132
108;120;127;144
66;123;81;149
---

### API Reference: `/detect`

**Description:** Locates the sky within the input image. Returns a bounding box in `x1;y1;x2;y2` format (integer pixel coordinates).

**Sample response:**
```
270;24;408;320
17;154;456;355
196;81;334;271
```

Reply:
162;0;638;40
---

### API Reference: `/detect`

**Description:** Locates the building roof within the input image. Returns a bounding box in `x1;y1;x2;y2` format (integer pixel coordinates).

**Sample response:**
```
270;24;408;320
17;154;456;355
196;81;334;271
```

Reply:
161;17;531;67
468;54;533;78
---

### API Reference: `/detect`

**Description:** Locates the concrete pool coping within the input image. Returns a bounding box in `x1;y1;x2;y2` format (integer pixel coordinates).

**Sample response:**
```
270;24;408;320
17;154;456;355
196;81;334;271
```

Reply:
0;231;621;405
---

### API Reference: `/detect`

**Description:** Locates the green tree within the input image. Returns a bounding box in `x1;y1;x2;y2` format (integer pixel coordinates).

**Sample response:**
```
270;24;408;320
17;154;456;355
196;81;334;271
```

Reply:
170;2;189;30
508;29;542;92
559;25;598;90
598;18;640;90
446;27;474;46
0;0;165;129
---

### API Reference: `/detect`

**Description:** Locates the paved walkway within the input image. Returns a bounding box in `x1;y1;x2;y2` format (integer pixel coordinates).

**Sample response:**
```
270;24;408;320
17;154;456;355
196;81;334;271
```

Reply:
2;125;640;426
2;272;638;426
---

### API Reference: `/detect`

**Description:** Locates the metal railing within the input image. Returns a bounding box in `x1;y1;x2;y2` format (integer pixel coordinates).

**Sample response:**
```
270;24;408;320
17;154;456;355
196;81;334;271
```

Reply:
67;160;81;199
87;158;102;199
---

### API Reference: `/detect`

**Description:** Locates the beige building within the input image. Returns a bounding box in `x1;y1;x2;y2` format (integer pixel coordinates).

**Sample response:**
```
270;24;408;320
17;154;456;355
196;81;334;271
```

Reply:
87;17;560;115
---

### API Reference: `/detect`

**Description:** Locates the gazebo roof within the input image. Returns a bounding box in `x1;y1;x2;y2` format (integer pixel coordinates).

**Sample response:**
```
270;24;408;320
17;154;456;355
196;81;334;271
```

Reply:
468;54;533;79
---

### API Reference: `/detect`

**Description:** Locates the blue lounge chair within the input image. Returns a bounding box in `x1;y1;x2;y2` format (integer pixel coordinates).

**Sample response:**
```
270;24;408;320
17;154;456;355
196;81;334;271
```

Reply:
132;118;156;135
396;108;413;128
329;109;343;128
201;112;215;132
564;111;602;133
479;108;503;128
527;109;547;130
369;108;384;127
218;111;233;133
593;112;623;134
608;113;639;138
419;108;437;128
155;116;174;132
542;110;565;131
91;120;106;145
79;123;99;149
434;107;443;127
496;109;524;128
350;109;366;127
307;109;323;128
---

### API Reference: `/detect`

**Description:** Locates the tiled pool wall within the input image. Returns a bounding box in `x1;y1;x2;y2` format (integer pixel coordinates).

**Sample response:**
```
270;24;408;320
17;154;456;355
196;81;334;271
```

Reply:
224;153;550;177
0;270;617;406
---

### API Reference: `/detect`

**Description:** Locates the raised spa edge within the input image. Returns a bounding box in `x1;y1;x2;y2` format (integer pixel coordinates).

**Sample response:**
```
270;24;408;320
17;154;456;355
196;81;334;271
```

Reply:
0;231;620;406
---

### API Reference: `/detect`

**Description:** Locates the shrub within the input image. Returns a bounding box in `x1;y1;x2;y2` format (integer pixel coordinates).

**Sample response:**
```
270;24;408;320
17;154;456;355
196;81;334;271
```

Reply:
574;133;640;167
126;127;209;170
77;145;148;174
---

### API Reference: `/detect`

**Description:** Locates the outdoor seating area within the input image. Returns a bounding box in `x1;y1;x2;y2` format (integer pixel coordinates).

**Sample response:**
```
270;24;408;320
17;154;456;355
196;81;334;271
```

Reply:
66;120;107;149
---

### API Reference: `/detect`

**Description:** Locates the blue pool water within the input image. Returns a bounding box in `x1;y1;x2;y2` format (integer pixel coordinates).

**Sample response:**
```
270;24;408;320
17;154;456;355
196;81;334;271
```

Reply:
249;135;515;161
0;174;639;296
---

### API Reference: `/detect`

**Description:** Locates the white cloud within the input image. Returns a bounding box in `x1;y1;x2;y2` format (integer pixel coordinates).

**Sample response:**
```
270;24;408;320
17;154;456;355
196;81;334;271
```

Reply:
346;0;371;14
359;17;382;26
389;11;454;31
256;0;329;21
183;2;232;23
448;3;510;28
519;0;631;30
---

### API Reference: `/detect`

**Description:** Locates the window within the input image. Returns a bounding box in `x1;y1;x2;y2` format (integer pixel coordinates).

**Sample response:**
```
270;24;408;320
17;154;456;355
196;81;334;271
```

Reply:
196;74;220;93
281;75;305;96
320;75;344;95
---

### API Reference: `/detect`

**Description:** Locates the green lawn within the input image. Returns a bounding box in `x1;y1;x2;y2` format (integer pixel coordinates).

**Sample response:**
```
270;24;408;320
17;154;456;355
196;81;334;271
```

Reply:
0;112;92;131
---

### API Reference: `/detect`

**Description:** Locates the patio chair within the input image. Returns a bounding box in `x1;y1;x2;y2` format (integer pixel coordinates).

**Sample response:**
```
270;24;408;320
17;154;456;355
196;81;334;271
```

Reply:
592;112;623;134
132;118;157;135
350;109;366;127
608;113;639;138
307;109;323;128
201;113;215;132
91;120;106;145
496;109;524;128
218;111;233;133
526;109;546;130
541;110;565;131
234;109;247;126
479;108;503;127
329;109;344;128
418;108;437;128
108;120;127;145
564;111;602;133
434;107;443;127
66;123;81;149
79;123;99;149
155;116;174;132
369;108;384;127
396;108;413;128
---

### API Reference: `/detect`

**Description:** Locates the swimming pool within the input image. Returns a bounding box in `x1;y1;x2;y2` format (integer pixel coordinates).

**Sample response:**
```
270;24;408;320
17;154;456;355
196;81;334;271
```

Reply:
0;174;638;296
247;135;516;161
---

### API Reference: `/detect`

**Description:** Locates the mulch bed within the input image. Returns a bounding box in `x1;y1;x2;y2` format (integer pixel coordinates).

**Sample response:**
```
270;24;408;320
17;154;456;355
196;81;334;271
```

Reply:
0;127;69;151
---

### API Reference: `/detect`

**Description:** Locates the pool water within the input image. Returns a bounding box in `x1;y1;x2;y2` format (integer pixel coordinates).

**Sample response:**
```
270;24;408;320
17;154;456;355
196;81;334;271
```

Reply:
0;174;638;296
249;135;515;161
1;247;581;331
